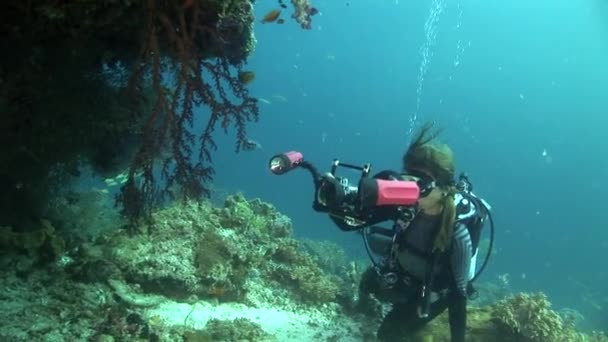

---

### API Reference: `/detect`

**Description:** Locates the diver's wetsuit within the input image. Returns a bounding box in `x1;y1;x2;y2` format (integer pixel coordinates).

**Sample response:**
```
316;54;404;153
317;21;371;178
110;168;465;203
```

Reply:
360;198;476;342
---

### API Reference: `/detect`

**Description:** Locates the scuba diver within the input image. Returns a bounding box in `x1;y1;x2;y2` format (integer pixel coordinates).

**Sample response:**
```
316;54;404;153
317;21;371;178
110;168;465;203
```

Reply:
268;122;493;342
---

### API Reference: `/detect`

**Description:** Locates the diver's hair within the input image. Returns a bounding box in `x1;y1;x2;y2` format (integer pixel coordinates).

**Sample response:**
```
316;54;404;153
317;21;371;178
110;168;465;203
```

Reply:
402;122;455;186
403;121;457;252
433;186;457;253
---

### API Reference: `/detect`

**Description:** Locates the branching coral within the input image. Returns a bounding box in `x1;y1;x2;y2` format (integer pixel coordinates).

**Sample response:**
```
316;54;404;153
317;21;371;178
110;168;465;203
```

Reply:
0;0;260;231
117;0;260;223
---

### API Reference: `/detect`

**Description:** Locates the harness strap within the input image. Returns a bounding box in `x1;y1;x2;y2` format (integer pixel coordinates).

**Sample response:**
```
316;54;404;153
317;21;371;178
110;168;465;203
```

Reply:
361;206;418;288
387;208;418;271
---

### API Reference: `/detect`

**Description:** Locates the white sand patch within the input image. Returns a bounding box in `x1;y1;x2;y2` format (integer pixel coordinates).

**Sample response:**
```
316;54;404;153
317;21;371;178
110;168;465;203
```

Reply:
145;300;363;342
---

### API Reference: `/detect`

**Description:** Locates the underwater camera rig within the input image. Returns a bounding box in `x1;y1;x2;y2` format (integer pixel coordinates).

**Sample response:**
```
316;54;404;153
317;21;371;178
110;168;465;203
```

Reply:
269;151;496;285
269;151;422;231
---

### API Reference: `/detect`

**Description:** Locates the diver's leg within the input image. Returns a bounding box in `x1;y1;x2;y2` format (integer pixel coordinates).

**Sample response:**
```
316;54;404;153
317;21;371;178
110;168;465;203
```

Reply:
447;292;467;342
377;295;450;341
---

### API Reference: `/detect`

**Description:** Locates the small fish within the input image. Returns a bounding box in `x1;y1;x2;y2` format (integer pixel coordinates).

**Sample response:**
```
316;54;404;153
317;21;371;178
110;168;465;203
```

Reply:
238;71;255;85
271;94;288;102
103;170;143;187
261;9;281;23
183;0;195;9
115;172;129;180
307;7;319;16
241;139;262;151
91;187;110;194
277;18;285;24
104;178;118;187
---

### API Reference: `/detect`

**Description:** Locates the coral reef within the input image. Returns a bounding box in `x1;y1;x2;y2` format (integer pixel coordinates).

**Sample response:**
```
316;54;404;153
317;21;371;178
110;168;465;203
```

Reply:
104;194;340;305
183;318;275;342
300;238;368;307
1;192;606;341
300;238;350;276
0;255;113;340
402;298;608;342
0;219;65;264
0;193;362;341
469;278;511;307
490;292;606;342
45;188;122;242
290;0;317;29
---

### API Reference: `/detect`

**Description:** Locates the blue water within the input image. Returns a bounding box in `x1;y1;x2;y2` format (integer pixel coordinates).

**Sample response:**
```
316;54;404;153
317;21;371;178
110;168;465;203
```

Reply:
194;0;608;330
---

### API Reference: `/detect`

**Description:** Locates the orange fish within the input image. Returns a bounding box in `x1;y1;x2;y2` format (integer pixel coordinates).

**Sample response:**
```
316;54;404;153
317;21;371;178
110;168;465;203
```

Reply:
238;71;255;85
261;9;281;23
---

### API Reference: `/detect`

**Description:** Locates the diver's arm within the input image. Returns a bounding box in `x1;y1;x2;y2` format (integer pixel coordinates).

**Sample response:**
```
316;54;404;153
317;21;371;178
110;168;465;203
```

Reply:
448;223;473;342
450;223;473;296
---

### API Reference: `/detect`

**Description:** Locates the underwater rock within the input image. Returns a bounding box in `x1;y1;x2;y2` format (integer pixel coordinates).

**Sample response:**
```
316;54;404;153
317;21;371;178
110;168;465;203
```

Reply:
183;317;275;342
104;194;341;305
0;219;65;263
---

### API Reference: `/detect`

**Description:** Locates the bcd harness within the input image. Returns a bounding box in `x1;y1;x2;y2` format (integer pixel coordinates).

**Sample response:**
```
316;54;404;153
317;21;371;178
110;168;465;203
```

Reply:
361;173;494;318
